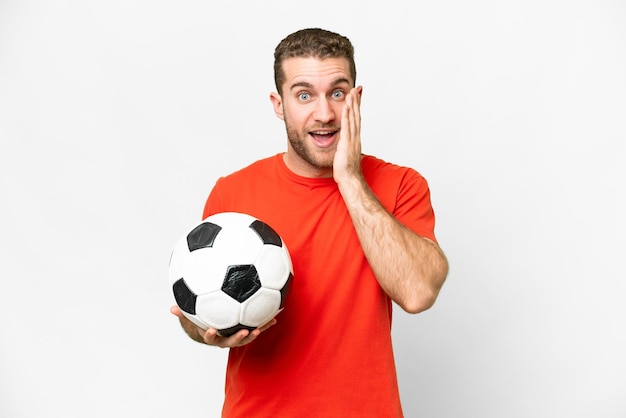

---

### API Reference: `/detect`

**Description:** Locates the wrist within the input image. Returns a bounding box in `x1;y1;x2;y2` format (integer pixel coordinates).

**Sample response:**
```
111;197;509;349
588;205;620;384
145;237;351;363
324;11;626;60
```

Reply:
336;173;374;211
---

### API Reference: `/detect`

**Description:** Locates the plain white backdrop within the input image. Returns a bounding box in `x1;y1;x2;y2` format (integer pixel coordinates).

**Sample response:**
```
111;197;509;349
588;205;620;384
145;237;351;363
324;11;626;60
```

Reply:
1;1;625;417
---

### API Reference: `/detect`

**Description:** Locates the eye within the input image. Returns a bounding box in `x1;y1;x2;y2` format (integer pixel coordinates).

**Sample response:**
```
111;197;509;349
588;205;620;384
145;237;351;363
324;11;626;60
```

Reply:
331;89;345;99
298;92;311;101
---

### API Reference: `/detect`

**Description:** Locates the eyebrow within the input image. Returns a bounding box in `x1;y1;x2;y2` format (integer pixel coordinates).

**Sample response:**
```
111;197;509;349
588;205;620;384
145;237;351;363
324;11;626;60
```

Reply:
289;77;351;91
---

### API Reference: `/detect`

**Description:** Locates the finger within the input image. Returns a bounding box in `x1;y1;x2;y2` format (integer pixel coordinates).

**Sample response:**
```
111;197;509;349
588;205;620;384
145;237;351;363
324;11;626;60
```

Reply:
349;93;358;138
170;305;183;317
343;92;357;147
227;329;259;347
342;94;351;135
202;327;223;346
352;87;362;128
231;320;276;347
205;328;251;348
235;329;262;347
258;318;277;333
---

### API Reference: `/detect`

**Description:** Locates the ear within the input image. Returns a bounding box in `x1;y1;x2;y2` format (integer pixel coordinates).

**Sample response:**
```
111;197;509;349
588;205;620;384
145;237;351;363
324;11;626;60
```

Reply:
269;92;284;120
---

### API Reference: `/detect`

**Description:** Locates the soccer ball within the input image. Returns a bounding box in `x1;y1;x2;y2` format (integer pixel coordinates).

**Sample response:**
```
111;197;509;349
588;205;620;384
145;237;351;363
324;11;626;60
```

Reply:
168;212;293;337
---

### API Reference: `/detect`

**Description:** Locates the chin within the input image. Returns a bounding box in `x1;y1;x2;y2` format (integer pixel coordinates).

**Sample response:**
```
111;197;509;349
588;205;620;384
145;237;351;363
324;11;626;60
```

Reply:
309;150;336;170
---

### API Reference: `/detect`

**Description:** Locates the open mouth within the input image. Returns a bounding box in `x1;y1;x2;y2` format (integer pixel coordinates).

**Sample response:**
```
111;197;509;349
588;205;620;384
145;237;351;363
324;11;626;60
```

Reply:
309;130;338;148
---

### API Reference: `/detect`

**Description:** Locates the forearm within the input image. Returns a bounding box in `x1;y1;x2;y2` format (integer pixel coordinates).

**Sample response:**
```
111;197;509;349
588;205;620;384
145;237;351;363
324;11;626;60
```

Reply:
338;175;448;313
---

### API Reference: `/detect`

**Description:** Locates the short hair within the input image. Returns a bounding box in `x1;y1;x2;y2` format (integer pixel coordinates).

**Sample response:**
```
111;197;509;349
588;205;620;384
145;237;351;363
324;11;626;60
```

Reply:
273;28;356;95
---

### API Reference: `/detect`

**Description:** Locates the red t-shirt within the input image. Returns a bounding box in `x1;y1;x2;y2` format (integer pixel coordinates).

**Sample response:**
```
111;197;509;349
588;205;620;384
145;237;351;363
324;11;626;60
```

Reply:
203;154;437;418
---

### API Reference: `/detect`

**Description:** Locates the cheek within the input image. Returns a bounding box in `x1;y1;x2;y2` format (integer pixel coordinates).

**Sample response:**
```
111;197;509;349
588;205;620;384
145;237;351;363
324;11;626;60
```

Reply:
334;103;345;119
283;106;309;129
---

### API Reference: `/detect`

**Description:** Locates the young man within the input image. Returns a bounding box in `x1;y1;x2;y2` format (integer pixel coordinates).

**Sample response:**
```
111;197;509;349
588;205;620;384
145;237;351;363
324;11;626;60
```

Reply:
171;28;448;417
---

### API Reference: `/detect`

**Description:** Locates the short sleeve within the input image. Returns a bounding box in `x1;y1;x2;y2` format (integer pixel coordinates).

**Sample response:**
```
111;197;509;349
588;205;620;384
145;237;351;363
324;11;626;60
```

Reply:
393;169;437;243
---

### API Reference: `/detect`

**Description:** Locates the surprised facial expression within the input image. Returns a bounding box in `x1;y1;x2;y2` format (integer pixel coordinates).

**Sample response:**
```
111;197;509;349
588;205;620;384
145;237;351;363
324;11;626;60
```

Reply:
270;57;354;177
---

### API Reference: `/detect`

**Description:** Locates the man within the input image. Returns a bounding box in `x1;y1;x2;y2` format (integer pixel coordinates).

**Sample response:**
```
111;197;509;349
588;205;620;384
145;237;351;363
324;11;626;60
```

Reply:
171;28;448;417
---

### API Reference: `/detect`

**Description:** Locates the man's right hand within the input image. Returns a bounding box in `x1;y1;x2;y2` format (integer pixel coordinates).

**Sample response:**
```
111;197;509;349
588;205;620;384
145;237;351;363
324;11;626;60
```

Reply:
170;305;277;348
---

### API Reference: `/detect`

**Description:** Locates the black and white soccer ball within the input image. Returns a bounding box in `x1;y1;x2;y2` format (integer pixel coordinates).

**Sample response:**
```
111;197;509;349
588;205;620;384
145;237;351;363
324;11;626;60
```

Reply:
169;212;293;337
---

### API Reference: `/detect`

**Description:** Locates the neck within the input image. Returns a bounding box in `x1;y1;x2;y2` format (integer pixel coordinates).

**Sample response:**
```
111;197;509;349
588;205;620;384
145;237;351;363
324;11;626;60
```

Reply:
282;152;333;179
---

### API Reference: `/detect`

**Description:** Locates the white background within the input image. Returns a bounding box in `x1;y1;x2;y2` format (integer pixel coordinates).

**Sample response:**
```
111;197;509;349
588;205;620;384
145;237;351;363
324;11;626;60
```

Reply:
1;1;625;417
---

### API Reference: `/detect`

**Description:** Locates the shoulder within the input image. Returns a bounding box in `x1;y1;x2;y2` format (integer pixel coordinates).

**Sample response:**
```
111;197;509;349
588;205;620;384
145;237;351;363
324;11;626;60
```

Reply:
224;154;279;178
361;155;427;188
362;155;437;240
203;154;282;219
361;155;431;213
214;154;280;187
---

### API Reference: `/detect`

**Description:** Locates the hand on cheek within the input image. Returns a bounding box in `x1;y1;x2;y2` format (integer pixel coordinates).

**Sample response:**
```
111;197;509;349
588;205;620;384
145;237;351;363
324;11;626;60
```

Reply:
334;86;363;184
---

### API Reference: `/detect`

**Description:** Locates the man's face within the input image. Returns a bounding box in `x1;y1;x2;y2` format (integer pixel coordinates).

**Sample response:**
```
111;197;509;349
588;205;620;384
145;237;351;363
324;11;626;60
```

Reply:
270;56;355;177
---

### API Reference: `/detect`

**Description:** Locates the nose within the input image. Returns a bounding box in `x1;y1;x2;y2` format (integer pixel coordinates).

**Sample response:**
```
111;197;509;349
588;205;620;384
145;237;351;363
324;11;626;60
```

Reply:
313;97;336;123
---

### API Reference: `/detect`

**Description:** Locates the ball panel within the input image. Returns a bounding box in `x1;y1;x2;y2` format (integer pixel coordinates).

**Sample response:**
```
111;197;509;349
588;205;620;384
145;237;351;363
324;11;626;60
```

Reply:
222;264;261;303
217;324;256;337
240;287;282;326
181;248;230;294
172;278;197;315
211;217;264;265
195;291;241;330
249;219;282;247
254;245;293;290
187;221;222;251
182;312;210;331
168;236;190;285
280;273;294;309
208;211;256;225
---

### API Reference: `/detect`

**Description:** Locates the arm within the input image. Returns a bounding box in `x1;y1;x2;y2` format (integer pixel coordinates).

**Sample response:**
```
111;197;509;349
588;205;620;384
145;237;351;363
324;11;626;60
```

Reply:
333;88;449;313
